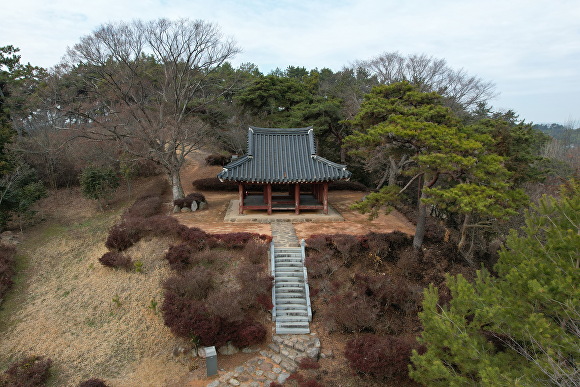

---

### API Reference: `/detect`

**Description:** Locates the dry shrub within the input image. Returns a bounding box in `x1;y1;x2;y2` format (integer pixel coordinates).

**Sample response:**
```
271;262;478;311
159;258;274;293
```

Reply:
0;244;16;300
236;263;273;310
105;221;142;251
177;226;213;249
242;240;269;264
79;379;109;387
98;251;133;270
164;244;193;271
366;231;412;262
205;289;244;321
214;232;269;249
344;335;418;379
140;215;181;236
123;196;163;219
332;234;362;266
396;246;421;278
190;248;229;267
230;319;267;348
163;268;214;300
305;235;333;254
0;355;52;387
326;292;379;333
305;251;340;279
161;292;219;345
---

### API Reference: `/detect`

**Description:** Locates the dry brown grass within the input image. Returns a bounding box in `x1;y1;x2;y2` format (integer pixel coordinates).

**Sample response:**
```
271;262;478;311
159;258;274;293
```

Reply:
0;179;190;386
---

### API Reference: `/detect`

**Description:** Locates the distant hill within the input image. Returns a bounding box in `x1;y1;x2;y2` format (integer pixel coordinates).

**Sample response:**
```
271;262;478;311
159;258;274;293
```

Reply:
533;123;580;145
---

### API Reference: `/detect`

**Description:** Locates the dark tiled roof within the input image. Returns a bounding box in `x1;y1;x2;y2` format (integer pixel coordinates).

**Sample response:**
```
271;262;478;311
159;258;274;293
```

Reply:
217;127;351;183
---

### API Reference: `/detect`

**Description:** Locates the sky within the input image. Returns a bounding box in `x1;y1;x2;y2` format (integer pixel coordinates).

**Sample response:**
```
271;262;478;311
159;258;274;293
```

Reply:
2;0;579;125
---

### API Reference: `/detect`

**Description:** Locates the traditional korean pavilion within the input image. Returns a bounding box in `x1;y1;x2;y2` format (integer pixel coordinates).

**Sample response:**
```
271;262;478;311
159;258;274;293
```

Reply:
217;127;351;214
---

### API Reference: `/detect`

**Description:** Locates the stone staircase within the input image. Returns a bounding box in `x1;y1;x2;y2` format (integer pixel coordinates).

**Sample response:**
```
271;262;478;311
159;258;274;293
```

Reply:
270;223;312;335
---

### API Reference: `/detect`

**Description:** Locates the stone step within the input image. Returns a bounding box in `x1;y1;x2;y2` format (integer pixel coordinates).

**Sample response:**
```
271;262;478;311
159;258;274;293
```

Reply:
278;320;310;328
276;325;310;335
274;276;304;284
276;281;304;287
276;298;307;304
275;316;309;322
276;287;305;294
276;294;305;299
276;303;308;313
274;271;304;280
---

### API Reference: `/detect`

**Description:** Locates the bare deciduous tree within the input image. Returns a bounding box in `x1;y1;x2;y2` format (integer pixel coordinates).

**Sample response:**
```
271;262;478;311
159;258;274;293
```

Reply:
355;51;497;113
65;18;241;199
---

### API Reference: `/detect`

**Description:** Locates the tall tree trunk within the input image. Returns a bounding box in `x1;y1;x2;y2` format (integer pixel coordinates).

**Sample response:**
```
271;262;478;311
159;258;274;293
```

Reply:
413;173;439;250
413;189;427;249
457;213;471;251
169;168;184;200
388;156;398;186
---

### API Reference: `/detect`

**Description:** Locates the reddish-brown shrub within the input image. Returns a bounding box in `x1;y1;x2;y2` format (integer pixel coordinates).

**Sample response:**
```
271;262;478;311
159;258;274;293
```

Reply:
161;292;220;345
177;226;212;249
298;357;321;370
396;246;421;278
366;231;412;262
163;268;214;300
205;289;244;321
242;240;269;264
236;264;273;310
205;154;230;166
124;196;163;219
332;234;362;266
269;382;283;387
98;251;133;270
0;355;52;387
0;244;16;301
190;249;229;267
344;335;417;379
305;235;333;253
140;215;181;236
326;292;379;333
192;178;237;191
214;232;263;249
79;379;109;387
305;251;340;279
230;319;267;348
164;244;194;271
105;222;142;251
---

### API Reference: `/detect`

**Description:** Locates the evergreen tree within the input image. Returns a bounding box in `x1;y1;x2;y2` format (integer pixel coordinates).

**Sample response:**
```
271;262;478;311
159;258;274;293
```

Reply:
410;181;580;386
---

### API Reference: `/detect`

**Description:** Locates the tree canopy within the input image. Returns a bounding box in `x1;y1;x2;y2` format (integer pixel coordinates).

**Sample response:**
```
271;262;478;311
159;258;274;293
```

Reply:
410;181;580;386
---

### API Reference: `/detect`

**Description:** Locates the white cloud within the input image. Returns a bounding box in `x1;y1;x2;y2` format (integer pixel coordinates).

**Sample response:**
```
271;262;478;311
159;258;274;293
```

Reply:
1;0;579;123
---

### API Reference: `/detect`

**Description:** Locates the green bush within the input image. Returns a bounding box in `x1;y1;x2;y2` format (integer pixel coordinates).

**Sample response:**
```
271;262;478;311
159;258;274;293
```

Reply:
79;166;120;209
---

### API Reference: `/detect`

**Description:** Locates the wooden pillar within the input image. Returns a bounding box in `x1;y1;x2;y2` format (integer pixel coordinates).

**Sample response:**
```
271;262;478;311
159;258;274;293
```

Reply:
238;183;244;214
294;183;300;214
263;184;268;203
323;182;329;214
267;184;272;215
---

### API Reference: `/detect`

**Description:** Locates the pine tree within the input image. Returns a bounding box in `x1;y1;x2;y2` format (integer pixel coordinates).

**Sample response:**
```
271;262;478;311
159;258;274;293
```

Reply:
410;181;580;386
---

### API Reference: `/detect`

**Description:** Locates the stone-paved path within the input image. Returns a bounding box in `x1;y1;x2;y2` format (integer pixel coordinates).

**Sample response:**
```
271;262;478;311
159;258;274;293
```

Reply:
204;334;320;387
200;223;319;386
270;222;300;248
